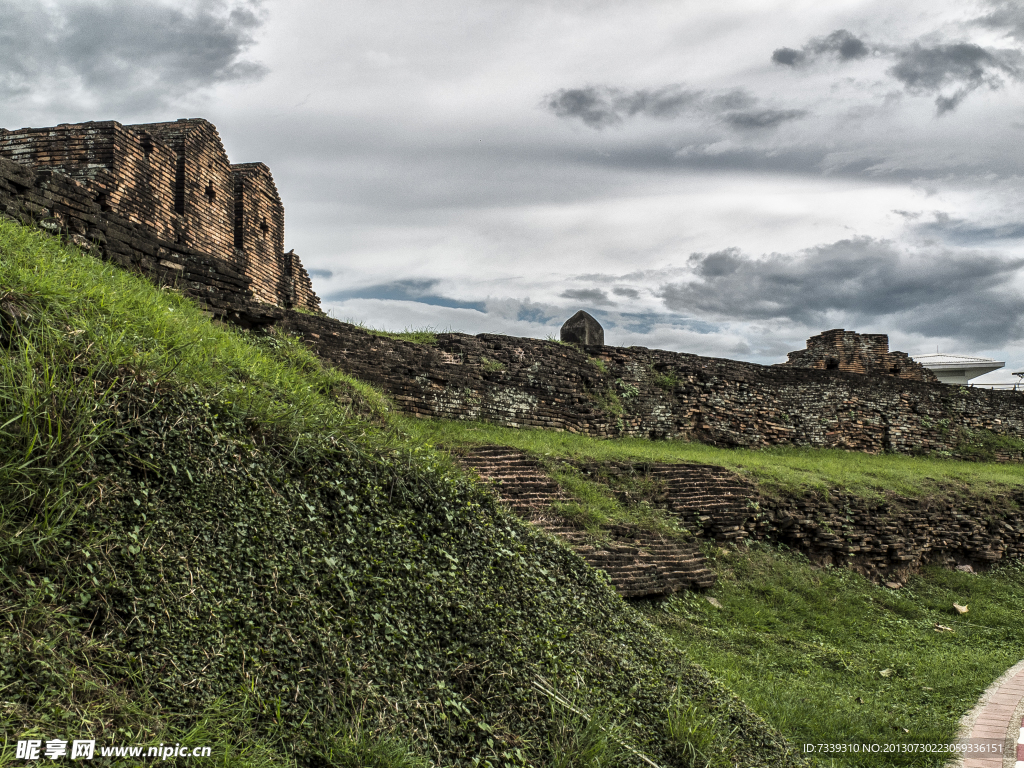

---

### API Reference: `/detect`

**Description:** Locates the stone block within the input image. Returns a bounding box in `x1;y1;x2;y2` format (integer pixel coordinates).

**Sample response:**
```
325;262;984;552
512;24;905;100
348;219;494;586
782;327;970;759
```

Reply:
560;310;604;346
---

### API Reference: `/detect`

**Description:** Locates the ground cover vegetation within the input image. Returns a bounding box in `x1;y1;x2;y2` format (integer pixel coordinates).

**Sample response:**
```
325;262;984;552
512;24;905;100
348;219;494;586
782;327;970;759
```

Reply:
0;218;806;767
400;418;1024;766
345;320;442;345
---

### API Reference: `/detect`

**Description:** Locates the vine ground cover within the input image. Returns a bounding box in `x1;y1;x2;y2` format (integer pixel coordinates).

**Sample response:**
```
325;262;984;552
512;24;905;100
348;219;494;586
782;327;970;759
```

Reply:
0;219;802;767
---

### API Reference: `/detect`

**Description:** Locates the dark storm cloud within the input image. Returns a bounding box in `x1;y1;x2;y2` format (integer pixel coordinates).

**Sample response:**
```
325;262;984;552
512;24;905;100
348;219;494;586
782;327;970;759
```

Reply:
811;29;870;61
772;29;869;67
326;279;486;312
888;43;1021;114
612;286;641;299
560;288;615;306
659;238;1024;345
544;85;805;131
915;212;1024;245
723;108;807;129
0;0;266;112
544;85;702;128
772;27;1022;114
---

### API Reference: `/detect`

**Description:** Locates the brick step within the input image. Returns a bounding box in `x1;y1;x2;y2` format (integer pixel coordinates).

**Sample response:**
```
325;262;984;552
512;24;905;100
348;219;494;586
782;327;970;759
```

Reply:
455;445;719;597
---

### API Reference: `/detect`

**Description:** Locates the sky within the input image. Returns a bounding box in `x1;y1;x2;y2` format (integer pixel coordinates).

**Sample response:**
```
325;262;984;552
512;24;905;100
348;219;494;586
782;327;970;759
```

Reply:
1;0;1023;380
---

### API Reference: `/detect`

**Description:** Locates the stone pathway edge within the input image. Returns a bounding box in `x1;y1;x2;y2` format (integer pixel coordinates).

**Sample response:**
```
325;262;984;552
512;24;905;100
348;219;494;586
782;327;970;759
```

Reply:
947;657;1024;768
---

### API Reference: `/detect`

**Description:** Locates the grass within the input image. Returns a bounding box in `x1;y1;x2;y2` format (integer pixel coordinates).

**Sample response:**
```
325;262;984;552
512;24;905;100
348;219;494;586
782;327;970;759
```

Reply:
480;355;505;373
642;544;1024;767
0;219;806;766
344;320;444;345
398;415;1024;500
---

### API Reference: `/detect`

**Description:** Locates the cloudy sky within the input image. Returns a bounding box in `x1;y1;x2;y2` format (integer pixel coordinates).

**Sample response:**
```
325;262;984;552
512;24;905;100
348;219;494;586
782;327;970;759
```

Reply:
2;0;1023;379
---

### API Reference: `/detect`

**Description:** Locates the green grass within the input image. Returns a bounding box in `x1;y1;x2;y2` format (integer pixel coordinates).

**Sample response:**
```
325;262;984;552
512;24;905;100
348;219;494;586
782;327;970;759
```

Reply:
480;355;505;373
398;416;1024;500
642;545;1024;767
345;320;444;345
0;219;806;766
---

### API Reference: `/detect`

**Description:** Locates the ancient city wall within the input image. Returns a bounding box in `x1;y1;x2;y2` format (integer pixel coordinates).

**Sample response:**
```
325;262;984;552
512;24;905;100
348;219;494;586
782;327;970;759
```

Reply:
279;311;1024;458
0;121;180;242
0;119;319;315
1;119;1020;459
0;152;311;324
231;162;287;306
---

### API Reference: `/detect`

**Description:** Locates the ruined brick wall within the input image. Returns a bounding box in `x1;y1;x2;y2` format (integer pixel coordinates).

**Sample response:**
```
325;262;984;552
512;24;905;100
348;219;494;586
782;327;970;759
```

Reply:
0;153;288;328
784;329;936;382
283;250;321;312
278;311;1024;457
231;162;285;305
745;489;1024;583
583;458;1024;582
0;121;178;241
127;119;235;260
3;126;1021;459
0;118;320;313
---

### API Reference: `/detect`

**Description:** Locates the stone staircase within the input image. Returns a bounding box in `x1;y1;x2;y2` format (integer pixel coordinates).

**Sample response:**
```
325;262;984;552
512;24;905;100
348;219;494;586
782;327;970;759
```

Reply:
456;446;716;597
644;463;757;543
456;445;570;514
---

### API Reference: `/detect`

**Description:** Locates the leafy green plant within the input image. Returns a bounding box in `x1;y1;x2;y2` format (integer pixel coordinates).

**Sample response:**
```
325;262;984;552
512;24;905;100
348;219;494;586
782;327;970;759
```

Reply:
955;427;1024;461
652;370;679;390
589;357;608;373
616;379;640;401
590;386;624;417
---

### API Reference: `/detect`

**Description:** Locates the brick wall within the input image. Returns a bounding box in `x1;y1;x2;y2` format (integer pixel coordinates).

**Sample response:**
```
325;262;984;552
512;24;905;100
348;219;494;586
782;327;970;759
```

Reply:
282;249;321;312
0;153;296;326
0;121;178;242
586;458;1024;582
784;328;936;382
278;312;1024;457
128;119;235;260
231;162;285;305
0;118;320;313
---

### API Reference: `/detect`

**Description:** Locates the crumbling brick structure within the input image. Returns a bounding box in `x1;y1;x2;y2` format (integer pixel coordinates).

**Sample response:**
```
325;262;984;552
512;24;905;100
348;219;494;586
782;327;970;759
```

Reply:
231;162;286;305
783;329;936;382
2;120;1020;463
126;119;235;258
0;118;319;312
0;121;178;241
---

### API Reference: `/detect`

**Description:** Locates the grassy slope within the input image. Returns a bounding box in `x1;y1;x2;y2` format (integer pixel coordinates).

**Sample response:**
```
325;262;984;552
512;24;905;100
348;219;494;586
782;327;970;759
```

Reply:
399;409;1024;767
0;219;802;767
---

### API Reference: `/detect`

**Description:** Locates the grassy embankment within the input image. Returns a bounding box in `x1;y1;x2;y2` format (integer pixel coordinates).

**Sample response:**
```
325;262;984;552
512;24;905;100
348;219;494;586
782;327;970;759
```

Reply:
0;218;802;767
400;419;1024;766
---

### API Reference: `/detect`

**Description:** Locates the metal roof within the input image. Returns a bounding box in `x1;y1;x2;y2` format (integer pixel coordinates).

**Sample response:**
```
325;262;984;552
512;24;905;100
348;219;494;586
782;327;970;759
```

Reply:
911;353;1005;370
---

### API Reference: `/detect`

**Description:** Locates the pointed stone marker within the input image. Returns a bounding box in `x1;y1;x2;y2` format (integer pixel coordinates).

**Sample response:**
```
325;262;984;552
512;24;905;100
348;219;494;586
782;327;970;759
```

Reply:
560;310;604;346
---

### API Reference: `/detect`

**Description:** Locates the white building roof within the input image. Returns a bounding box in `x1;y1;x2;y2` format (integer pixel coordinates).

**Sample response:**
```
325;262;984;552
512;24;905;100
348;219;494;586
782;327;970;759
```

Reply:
911;353;1005;369
911;353;1005;384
